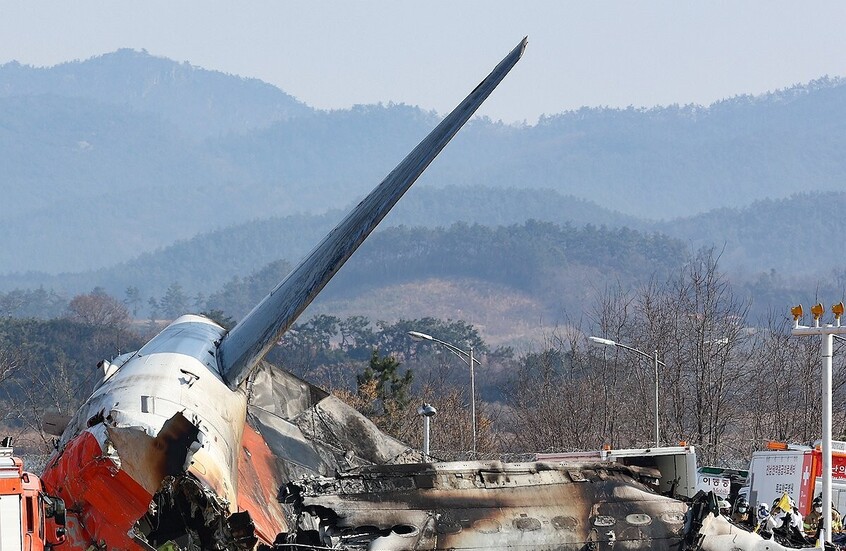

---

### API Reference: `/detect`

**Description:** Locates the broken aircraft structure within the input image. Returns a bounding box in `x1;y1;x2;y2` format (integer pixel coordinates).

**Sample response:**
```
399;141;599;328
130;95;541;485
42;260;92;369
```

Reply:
36;37;817;551
41;38;525;550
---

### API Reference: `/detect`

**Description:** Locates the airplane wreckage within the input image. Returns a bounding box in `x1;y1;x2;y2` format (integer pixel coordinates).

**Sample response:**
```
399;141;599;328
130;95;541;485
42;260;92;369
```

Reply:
36;38;818;551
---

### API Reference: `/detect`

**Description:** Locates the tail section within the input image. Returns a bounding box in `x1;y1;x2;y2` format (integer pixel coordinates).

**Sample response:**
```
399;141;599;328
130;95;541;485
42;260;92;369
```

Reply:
218;38;527;389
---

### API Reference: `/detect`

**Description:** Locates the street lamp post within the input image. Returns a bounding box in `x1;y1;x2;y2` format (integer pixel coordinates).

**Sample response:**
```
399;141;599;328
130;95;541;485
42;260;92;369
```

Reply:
588;336;665;448
408;330;480;456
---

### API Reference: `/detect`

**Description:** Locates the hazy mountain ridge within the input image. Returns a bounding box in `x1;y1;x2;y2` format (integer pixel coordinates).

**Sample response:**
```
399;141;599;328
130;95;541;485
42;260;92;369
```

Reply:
0;186;641;297
515;80;846;218
0;49;312;138
3;50;846;278
656;190;846;279
0;187;841;309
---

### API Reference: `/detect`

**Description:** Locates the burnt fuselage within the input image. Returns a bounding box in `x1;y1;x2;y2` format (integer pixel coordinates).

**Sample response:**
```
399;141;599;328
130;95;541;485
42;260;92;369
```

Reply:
289;461;689;550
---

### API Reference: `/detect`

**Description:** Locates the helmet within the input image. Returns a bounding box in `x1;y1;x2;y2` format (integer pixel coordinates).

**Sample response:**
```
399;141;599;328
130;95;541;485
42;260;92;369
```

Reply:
718;499;731;514
735;497;749;514
757;503;770;520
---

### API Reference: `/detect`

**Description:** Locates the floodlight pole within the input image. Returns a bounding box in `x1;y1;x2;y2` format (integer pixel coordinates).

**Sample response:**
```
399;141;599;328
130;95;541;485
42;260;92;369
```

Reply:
792;304;846;543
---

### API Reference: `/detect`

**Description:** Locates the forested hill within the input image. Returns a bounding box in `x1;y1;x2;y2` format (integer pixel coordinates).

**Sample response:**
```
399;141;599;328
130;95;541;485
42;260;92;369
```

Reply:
0;49;311;138
0;186;638;295
0;222;688;327
506;79;846;219
657;190;846;279
219;221;688;318
3;51;846;274
1;187;842;298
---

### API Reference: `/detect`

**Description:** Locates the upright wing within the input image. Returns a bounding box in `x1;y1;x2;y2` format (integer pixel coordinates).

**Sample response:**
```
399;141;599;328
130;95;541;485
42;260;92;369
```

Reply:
218;38;527;389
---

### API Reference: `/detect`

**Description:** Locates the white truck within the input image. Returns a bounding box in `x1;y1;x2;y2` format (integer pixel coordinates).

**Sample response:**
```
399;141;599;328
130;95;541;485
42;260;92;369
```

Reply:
535;444;699;498
744;441;846;516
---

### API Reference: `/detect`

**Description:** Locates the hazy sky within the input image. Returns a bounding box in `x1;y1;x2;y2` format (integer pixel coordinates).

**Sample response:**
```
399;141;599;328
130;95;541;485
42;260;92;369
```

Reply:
2;1;846;123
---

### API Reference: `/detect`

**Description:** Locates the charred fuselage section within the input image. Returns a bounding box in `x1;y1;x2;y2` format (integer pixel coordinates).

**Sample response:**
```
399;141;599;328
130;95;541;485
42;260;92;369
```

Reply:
277;461;690;550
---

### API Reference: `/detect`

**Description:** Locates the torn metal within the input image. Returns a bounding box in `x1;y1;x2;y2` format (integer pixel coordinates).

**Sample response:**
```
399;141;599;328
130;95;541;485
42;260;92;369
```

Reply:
246;362;421;480
137;475;256;551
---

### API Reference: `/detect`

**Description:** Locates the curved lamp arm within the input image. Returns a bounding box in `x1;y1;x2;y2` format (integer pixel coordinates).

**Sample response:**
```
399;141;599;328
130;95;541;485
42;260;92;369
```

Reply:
588;336;666;366
408;331;480;367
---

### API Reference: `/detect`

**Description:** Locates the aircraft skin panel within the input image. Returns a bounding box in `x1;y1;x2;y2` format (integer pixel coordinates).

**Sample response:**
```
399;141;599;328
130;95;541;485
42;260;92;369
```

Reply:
41;430;152;551
236;425;290;542
218;38;528;390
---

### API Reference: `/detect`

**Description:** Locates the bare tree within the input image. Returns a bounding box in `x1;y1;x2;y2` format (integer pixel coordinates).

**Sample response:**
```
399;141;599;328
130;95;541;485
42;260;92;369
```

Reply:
67;289;130;329
0;343;21;386
659;248;751;464
9;359;83;446
587;283;642;445
0;343;23;423
503;249;754;464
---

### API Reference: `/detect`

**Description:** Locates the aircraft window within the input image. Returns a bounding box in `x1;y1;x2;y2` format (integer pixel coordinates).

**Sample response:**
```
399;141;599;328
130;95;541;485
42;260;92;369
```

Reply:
626;514;652;526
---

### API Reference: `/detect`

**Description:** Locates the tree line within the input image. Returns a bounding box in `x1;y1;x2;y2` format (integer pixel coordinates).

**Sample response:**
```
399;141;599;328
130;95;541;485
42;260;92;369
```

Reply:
0;221;687;322
0;249;843;467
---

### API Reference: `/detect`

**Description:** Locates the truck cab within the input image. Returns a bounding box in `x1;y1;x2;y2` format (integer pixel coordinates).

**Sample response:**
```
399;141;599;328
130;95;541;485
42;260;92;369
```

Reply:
0;444;66;551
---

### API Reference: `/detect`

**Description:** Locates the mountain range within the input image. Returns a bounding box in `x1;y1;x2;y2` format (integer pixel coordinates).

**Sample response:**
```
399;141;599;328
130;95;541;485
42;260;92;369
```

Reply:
1;49;845;341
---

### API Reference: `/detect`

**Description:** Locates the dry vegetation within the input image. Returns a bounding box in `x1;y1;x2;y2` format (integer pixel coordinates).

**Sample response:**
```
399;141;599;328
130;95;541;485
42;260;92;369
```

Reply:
310;277;551;350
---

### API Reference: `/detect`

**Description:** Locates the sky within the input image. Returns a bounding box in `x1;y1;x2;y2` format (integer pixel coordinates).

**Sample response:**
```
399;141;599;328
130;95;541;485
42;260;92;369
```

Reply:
2;1;846;124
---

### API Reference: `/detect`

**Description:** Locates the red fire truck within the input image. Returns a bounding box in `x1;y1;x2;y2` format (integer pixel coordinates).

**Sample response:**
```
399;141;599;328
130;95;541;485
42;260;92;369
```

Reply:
0;442;66;551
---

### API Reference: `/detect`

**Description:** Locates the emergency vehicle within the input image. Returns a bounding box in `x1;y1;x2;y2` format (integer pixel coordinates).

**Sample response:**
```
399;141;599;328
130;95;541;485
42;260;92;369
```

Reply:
0;443;66;551
744;441;846;516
